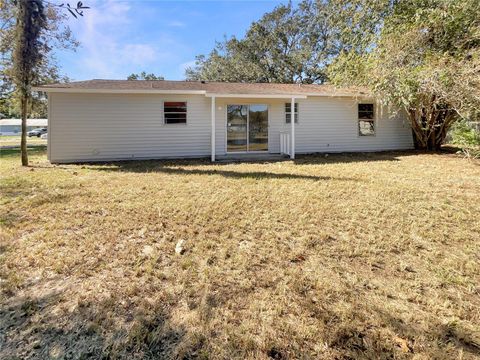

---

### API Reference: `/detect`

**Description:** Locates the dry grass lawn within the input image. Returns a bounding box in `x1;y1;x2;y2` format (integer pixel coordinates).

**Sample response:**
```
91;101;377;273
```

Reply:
1;147;479;359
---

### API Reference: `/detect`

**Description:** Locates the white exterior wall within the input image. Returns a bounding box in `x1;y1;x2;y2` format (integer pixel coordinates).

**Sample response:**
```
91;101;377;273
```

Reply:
49;93;211;162
288;97;413;153
49;93;413;163
215;96;413;155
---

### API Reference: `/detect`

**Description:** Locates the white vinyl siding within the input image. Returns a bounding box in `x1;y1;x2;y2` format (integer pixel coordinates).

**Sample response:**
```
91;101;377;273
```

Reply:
49;93;210;162
48;93;413;163
278;97;412;153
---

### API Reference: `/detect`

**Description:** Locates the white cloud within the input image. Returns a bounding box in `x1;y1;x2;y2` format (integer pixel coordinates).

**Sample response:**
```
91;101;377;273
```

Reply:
168;20;186;28
179;60;196;72
59;0;196;80
122;44;157;65
68;0;167;78
175;60;197;79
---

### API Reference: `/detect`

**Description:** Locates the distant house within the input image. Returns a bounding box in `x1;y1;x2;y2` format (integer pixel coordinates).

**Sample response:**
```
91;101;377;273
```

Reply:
0;118;48;135
34;80;413;163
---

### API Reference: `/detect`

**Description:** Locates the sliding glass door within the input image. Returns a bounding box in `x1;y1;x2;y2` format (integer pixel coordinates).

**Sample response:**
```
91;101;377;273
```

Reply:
227;105;248;152
248;105;268;151
227;104;268;152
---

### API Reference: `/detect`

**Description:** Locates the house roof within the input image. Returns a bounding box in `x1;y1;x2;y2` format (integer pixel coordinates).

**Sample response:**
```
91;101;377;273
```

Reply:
34;79;369;98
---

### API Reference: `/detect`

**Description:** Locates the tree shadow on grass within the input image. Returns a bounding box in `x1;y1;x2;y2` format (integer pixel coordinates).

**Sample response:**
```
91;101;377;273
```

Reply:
373;307;480;358
74;153;401;181
0;176;89;228
72;150;431;181
326;305;480;359
0;176;79;202
89;163;357;181
1;270;478;359
67;150;430;180
293;150;426;165
0;286;191;359
0;144;47;158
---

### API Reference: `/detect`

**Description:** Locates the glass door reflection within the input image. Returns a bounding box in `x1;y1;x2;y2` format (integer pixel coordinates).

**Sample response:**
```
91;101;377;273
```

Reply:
227;105;248;152
248;104;268;151
227;104;268;152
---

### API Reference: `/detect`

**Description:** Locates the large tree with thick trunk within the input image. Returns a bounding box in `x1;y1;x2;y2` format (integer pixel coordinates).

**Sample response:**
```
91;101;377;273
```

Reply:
328;0;480;150
1;0;78;120
6;0;86;165
12;0;47;166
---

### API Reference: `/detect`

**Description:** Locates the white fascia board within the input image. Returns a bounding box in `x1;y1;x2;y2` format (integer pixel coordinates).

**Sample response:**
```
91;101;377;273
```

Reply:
205;93;307;99
305;93;372;99
31;87;207;95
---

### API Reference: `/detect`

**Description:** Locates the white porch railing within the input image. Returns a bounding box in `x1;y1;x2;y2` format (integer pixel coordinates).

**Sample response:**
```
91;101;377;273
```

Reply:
280;132;291;156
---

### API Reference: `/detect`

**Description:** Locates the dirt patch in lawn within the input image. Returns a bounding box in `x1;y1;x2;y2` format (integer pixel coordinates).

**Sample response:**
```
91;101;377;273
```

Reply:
1;149;479;359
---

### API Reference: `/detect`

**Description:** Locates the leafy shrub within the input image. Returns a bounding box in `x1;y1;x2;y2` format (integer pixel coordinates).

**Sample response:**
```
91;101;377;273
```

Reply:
450;120;480;147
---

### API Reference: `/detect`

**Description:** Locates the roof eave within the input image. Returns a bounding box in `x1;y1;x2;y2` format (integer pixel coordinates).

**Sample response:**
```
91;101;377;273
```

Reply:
205;93;308;99
32;87;207;95
302;92;371;98
31;87;370;99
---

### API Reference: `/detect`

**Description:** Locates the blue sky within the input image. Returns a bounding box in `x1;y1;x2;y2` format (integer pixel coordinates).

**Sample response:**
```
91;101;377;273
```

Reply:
58;0;290;81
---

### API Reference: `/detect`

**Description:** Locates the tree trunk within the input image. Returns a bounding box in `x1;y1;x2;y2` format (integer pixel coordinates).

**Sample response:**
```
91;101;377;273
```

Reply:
409;106;452;151
13;0;46;166
413;130;444;151
21;95;29;166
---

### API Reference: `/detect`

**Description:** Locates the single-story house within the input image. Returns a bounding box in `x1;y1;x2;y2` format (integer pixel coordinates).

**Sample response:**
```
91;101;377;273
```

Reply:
34;80;413;163
0;118;48;136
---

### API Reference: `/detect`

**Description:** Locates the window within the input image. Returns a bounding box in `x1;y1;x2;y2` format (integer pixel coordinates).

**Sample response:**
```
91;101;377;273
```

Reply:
358;103;375;136
285;103;299;123
164;102;187;124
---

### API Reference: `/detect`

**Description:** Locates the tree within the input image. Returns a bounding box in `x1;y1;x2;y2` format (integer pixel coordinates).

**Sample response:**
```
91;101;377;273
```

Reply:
7;0;86;165
12;0;47;166
1;0;78;119
328;0;480;150
189;0;480;150
127;71;164;81
186;0;390;84
186;2;330;83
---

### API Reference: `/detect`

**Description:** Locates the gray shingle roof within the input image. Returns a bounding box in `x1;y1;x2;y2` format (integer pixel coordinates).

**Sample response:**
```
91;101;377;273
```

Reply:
36;79;369;97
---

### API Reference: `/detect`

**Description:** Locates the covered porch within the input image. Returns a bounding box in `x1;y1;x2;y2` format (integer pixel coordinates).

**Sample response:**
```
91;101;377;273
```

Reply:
207;94;305;162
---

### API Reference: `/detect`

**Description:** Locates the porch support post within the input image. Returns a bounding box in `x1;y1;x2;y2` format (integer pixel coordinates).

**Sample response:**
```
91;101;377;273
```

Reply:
291;97;295;159
211;96;216;162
